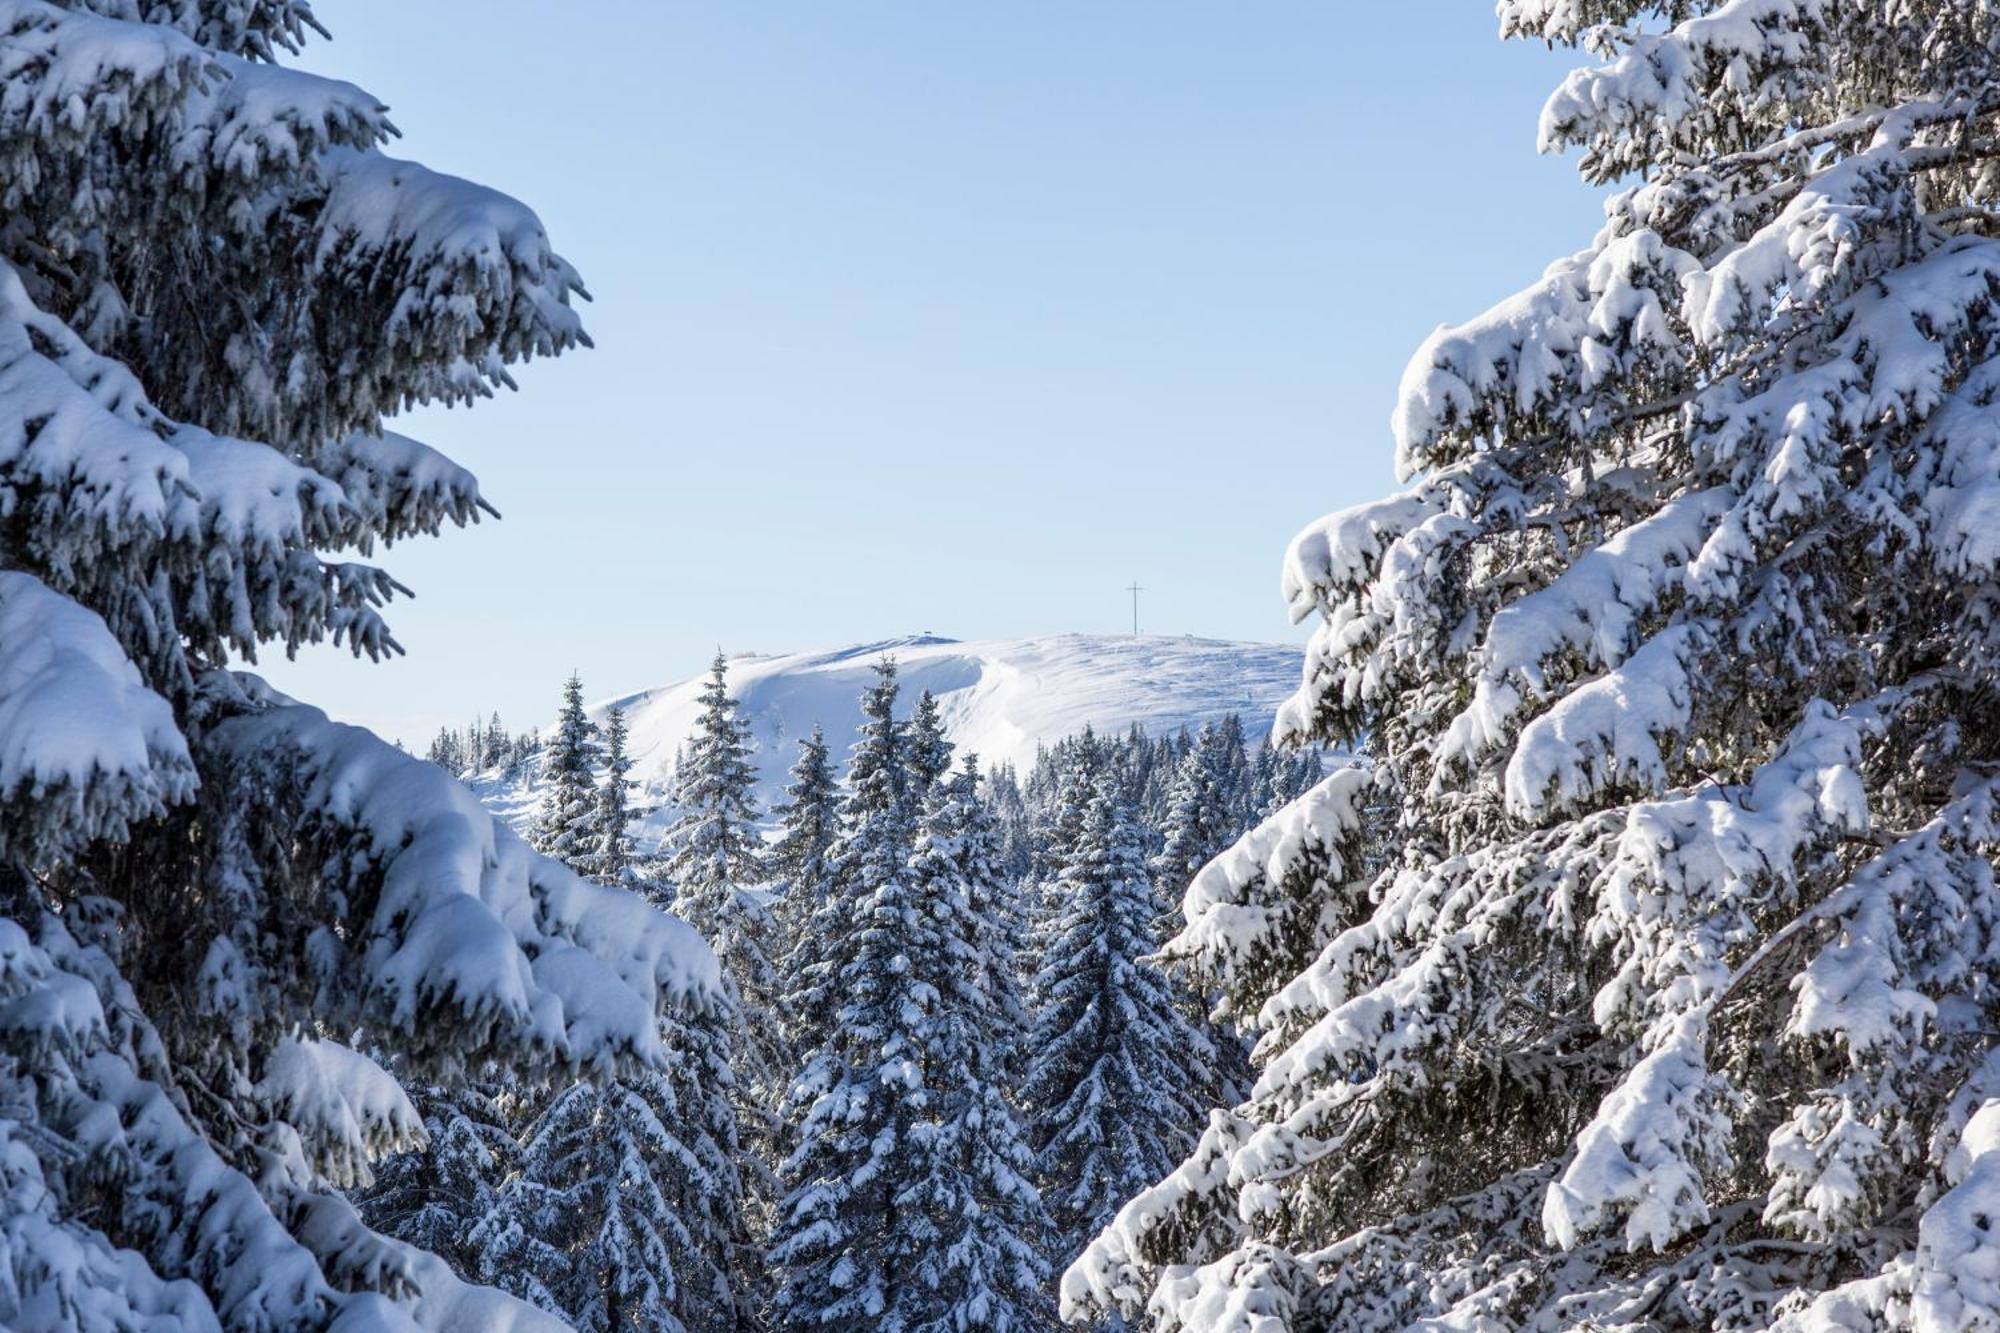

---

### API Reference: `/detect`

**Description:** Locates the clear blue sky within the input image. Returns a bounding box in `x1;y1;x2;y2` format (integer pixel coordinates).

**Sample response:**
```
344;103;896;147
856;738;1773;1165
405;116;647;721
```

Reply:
266;4;1600;744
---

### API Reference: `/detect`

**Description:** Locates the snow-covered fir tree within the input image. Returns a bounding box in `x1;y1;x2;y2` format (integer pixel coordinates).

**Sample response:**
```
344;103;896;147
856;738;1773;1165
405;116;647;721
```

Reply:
769;725;842;893
985;762;1035;882
1025;773;1211;1274
917;755;1055;1331
782;660;911;1062
772;667;1050;1331
0;5;719;1327
427;712;535;777
482;1037;746;1333
769;660;935;1330
908;688;955;800
663;653;785;1213
1148;726;1254;1109
470;679;751;1333
535;672;602;870
953;756;1036;1087
1069;7;2000;1330
769;725;844;1039
590;704;638;885
363;1080;523;1287
667;656;765;892
1150;725;1237;922
446;676;752;1328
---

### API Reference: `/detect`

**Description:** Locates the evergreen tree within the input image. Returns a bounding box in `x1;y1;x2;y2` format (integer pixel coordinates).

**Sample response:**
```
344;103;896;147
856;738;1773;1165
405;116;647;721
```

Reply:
909;757;1055;1332
773;670;1048;1332
589;704;638;885
953;757;1035;1085
365;1080;521;1283
484;1030;745;1333
535;672;602;871
0;8;717;1325
907;687;954;801
784;660;910;1058
769;662;928;1329
1149;725;1236;918
984;762;1035;884
1148;727;1253;1108
1024;774;1210;1267
768;725;842;895
1072;8;2000;1329
476;851;750;1333
662;653;784;1214
666;655;764;892
1210;713;1254;826
770;726;844;1041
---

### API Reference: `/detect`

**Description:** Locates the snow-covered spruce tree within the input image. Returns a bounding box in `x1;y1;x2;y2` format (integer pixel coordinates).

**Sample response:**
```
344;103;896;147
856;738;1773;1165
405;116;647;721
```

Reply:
769;725;844;1040
481;1037;747;1333
769;726;842;894
588;704;638;885
772;670;1046;1332
362;1081;523;1288
476;688;751;1333
908;688;955;800
782;661;910;1062
1208;713;1255;828
663;653;785;1188
770;660;934;1329
953;755;1035;1088
1025;774;1212;1275
1148;729;1254;1111
535;672;602;870
919;755;1056;1331
1068;7;2000;1330
1150;727;1236;926
0;5;720;1328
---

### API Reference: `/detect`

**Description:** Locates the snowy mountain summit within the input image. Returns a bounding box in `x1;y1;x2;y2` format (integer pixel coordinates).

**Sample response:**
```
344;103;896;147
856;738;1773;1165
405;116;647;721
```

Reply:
602;633;1301;805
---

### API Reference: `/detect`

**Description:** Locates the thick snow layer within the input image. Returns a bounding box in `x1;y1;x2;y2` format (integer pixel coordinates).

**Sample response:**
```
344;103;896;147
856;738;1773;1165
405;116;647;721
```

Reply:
0;571;194;849
207;693;720;1067
588;634;1302;810
257;1038;425;1189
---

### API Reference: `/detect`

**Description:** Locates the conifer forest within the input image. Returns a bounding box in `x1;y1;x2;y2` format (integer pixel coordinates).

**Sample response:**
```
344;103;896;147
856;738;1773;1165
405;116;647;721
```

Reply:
5;3;2000;1331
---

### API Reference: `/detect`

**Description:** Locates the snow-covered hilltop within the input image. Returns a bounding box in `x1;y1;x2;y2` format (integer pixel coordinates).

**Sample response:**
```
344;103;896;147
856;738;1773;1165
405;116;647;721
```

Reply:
600;632;1301;805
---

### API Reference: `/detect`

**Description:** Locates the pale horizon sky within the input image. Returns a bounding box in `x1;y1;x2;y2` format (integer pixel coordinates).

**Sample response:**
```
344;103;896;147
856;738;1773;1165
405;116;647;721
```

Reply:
265;5;1602;744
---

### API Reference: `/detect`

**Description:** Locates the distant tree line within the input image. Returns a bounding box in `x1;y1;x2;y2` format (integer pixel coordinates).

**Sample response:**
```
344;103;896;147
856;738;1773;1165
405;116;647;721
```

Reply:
424;711;539;776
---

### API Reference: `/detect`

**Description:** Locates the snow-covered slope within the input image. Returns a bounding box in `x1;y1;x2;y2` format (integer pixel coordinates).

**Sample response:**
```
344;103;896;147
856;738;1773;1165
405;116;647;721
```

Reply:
604;633;1300;808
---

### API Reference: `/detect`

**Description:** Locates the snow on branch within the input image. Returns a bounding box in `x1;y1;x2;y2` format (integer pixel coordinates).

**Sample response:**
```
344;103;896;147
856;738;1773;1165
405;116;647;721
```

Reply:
256;1037;425;1190
175;53;387;187
0;0;208;167
1533;0;1824;181
203;688;720;1075
1441;486;1730;771
308;429;489;548
0;570;193;857
312;146;590;409
1166;765;1375;1020
0;913;342;1330
1391;229;1696;479
1502;625;1700;820
1543;1011;1728;1252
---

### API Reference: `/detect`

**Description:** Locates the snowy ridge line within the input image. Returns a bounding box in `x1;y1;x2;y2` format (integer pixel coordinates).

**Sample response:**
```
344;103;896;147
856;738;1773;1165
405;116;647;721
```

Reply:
568;632;1306;811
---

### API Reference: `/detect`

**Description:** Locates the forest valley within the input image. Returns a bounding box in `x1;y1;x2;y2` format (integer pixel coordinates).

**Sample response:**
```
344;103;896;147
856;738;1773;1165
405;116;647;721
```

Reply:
371;658;1324;1332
